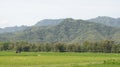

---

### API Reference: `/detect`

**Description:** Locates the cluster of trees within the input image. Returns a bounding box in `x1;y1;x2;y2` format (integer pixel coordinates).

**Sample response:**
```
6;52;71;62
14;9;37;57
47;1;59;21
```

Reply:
0;40;120;53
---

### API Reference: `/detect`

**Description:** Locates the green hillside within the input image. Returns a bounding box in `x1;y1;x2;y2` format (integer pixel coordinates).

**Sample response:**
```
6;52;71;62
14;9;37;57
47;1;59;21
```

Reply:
0;18;120;43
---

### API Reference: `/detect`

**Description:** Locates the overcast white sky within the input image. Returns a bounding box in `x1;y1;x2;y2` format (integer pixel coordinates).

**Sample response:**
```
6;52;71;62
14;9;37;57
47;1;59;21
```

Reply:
0;0;120;28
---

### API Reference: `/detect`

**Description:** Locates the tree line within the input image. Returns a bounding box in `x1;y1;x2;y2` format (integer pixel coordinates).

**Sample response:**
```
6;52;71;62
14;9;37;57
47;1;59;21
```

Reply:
0;40;120;53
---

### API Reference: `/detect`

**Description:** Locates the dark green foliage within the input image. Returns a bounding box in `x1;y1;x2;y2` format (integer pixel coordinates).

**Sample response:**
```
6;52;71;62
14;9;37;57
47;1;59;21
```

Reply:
0;40;120;53
2;42;9;51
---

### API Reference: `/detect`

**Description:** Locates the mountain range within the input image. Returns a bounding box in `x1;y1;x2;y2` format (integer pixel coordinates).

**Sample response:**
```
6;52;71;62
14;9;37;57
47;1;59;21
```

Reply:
88;16;120;27
0;16;120;43
0;25;27;34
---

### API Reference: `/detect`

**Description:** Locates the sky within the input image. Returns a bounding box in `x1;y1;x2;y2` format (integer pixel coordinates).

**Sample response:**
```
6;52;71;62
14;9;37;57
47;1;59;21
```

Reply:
0;0;120;28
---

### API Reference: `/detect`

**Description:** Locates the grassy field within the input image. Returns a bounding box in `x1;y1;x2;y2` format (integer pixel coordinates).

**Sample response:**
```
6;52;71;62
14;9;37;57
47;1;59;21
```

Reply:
0;52;120;67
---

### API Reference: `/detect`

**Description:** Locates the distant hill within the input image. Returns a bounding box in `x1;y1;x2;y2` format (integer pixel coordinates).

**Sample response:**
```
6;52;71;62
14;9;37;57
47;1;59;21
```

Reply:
0;26;27;34
0;18;120;43
35;16;120;27
1;16;120;34
87;16;120;27
35;19;63;26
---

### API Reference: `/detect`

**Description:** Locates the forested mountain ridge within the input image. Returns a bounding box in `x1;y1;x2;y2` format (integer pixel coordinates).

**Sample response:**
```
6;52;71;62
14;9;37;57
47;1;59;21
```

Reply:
35;19;63;26
35;16;120;27
0;18;120;43
88;16;120;27
0;19;62;34
0;16;120;34
0;25;27;34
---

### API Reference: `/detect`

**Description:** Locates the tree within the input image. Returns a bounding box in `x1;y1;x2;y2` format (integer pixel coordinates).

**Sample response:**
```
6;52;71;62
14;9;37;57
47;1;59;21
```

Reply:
101;40;113;53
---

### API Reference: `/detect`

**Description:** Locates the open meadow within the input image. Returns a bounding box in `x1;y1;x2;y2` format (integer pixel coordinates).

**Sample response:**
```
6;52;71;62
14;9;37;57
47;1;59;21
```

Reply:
0;52;120;67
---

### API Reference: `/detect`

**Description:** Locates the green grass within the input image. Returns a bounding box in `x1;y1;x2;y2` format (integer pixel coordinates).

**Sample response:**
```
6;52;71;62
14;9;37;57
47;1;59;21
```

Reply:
0;52;120;67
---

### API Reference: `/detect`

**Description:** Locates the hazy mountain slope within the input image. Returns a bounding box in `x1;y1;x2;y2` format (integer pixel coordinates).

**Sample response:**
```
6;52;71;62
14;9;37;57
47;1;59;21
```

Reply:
1;18;120;43
35;19;63;26
1;16;120;34
0;19;63;34
87;16;120;27
0;26;27;34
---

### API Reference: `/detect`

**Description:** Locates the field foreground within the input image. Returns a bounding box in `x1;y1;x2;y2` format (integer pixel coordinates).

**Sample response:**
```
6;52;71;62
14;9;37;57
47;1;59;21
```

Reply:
0;52;120;67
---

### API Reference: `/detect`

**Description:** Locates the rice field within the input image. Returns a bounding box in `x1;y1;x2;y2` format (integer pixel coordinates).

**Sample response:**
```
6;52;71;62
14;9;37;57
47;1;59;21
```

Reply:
0;52;120;67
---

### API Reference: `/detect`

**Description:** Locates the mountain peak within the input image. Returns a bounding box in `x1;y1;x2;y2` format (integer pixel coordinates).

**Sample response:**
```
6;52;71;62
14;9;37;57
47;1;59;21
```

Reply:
35;19;63;26
97;16;115;19
88;16;120;27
